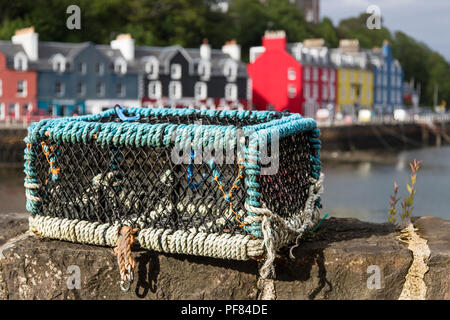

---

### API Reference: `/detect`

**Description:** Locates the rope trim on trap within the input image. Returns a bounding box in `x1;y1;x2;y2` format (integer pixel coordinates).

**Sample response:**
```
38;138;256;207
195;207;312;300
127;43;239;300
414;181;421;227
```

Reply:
28;215;265;260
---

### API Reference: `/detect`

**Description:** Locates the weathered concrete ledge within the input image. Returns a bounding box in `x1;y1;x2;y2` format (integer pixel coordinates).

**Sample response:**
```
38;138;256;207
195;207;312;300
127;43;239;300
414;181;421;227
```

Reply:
0;214;448;300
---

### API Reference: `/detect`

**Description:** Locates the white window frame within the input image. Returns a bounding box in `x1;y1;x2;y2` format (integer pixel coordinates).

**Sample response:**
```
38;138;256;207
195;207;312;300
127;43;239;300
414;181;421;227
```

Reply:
17;80;27;97
145;57;159;79
148;81;162;99
322;85;328;100
330;70;335;83
198;60;211;81
95;63;105;75
0;79;2;97
171;64;182;80
313;84;318;99
304;83;310;99
304;67;310;81
169;81;182;99
313;68;318;81
341;86;346;100
288;85;296;99
77;62;87;74
114;58;127;74
225;83;238;101
52;54;66;73
96;82;105;97
55;81;64;97
117;83;126;97
288;68;296;81
329;85;335;100
321;69;328;82
77;82;86;97
223;60;237;82
194;82;208;100
14;52;28;71
0;103;5;120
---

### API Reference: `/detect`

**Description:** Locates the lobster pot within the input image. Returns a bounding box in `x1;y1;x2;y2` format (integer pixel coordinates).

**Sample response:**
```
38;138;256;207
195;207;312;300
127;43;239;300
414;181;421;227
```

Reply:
24;107;323;261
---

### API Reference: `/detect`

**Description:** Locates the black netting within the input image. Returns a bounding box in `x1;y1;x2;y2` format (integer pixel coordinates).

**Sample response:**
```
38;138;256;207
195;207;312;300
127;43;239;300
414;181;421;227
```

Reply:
31;112;314;236
259;133;312;220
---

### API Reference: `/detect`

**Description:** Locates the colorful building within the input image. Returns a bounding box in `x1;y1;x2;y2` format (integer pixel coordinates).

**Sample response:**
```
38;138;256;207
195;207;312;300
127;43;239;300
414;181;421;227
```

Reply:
248;31;338;116
330;40;374;115
368;41;404;115
0;33;37;122
248;31;303;114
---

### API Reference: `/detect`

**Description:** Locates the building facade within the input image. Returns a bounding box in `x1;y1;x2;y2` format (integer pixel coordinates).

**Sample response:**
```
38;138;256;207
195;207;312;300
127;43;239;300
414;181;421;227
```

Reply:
330;40;374;115
0;38;37;122
368;41;404;114
289;39;337;118
248;31;303;114
289;0;320;24
138;39;249;109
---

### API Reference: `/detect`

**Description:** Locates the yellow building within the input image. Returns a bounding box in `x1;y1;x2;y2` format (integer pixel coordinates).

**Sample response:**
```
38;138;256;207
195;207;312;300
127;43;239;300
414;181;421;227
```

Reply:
337;68;374;112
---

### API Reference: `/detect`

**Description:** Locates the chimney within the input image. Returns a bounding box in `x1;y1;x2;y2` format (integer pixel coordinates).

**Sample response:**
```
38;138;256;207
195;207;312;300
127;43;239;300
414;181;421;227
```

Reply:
200;38;211;60
111;33;135;61
262;30;286;51
222;39;241;61
339;39;360;53
303;38;325;49
12;27;39;61
382;39;392;57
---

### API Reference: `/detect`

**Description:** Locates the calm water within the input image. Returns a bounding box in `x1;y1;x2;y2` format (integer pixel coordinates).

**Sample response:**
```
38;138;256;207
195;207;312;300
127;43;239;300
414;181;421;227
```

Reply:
1;146;449;223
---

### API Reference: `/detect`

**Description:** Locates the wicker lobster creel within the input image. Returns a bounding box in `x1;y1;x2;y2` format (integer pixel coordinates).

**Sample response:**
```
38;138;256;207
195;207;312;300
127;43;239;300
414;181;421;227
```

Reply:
24;106;323;291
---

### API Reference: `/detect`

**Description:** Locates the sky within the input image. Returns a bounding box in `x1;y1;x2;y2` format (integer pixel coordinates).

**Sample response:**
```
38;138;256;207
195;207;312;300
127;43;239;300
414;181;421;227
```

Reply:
321;0;450;61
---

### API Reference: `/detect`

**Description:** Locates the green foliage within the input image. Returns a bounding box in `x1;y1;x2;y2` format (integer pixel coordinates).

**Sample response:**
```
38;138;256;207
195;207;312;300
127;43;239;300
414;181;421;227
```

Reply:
0;0;448;105
389;159;422;226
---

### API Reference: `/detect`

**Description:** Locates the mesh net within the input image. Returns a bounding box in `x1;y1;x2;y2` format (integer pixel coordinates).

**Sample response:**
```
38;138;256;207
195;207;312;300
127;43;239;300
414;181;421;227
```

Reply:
29;110;314;236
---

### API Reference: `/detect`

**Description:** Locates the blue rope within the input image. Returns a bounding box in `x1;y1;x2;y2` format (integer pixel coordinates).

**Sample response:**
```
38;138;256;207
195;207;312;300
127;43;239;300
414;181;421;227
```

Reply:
115;105;140;122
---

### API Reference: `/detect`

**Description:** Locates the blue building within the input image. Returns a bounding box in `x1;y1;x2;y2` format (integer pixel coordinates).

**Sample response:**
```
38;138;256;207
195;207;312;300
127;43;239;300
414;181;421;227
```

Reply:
368;41;404;115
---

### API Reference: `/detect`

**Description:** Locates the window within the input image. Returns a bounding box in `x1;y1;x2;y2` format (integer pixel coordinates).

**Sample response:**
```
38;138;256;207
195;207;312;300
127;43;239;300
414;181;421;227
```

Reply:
304;67;310;81
114;58;127;74
198;61;211;81
383;74;387;86
169;81;182;99
322;69;328;82
55;81;64;97
287;68;296;81
340;70;346;82
77;82;85;96
117;83;125;97
350;71;355;82
341;86;346;100
223;61;237;82
17;80;27;97
383;90;387;103
288;85;296;99
171;64;182;80
322;85;328;100
95;63;104;75
0;79;2;97
148;81;162;99
304;83;310;99
145;58;159;79
313;68;318;81
313;84;318;98
53;55;66;73
77;62;86;74
225;83;237;101
194;82;207;100
330;70;335;83
329;85;335;100
14;53;28;71
96;82;105;97
0;103;4;120
367;88;371;101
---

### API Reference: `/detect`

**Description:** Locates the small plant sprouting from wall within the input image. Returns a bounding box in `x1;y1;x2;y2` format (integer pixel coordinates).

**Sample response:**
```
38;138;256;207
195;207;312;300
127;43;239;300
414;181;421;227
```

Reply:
388;159;422;227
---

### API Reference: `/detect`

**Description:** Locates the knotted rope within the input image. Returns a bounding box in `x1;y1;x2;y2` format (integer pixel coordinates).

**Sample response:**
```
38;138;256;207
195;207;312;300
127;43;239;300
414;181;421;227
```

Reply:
114;226;139;291
244;173;324;300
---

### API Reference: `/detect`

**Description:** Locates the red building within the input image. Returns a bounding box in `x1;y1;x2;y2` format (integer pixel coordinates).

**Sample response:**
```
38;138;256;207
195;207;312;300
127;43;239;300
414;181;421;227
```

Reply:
248;31;303;114
248;32;337;117
0;45;37;122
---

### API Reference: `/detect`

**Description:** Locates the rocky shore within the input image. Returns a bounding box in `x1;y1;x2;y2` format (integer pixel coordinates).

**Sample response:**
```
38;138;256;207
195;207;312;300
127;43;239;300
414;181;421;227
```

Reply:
0;213;448;300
